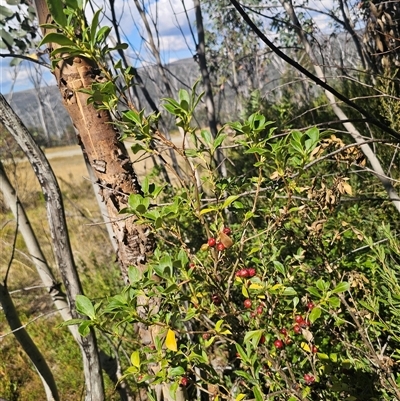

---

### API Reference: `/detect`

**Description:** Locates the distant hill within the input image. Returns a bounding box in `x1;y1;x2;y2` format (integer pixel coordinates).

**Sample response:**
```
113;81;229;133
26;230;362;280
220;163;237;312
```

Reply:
5;32;363;144
5;58;205;143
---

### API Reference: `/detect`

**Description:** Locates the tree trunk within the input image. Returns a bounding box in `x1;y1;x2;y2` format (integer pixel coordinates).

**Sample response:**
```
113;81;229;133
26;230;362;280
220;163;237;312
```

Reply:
0;283;60;401
0;94;105;401
0;158;135;400
278;0;400;214
194;0;227;178
34;0;155;282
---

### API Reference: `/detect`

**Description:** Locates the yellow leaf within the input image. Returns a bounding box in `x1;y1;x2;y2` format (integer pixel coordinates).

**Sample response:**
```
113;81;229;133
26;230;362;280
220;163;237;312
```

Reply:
301;342;311;352
249;283;264;290
165;329;178;352
235;395;246;401
342;182;352;195
270;283;283;291
28;53;38;60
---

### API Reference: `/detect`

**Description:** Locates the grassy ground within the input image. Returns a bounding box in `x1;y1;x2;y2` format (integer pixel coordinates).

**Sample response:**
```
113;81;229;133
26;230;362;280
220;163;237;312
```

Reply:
0;146;128;400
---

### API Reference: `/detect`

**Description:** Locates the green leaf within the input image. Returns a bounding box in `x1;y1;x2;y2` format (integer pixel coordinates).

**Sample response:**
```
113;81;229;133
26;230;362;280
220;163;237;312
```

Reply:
0;5;14;18
178;89;190;107
90;9;102;43
332;282;350;294
0;29;14;47
316;278;327;292
243;330;263;348
96;25;111;43
128;266;142;283
46;0;67;27
213;133;227;150
39;33;76;47
78;320;91;336
273;260;285;275
307;286;322;298
253;385;263;401
10;57;23;67
169;366;185;377
328;296;340;308
57;318;85;327
75;295;95;319
200;129;212;145
309;306;322;323
235;344;250;364
282;286;296;296
222;195;240;210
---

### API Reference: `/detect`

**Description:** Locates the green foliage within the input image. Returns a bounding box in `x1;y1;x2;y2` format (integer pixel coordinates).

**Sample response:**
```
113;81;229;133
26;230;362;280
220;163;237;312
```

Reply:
59;82;400;400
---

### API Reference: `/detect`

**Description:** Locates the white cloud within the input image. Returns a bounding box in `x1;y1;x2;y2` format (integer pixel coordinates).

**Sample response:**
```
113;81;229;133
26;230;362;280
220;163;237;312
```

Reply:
2;0;195;92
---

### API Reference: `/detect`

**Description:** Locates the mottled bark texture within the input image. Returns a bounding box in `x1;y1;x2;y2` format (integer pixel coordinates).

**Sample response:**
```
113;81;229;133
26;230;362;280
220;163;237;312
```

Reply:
34;0;155;282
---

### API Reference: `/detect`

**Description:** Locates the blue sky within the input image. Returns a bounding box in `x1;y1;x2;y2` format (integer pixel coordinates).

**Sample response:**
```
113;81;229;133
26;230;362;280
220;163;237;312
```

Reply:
1;0;364;94
0;0;196;94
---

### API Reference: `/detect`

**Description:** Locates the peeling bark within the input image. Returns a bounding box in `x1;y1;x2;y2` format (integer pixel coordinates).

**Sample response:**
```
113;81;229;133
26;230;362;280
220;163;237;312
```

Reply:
34;0;155;281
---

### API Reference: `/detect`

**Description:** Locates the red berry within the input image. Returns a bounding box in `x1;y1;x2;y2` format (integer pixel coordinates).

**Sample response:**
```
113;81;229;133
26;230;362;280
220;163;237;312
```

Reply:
304;373;315;384
274;339;284;349
189;262;195;269
236;269;249;278
216;242;225;251
280;328;288;336
256;305;263;315
180;376;189;387
212;294;222;305
208;238;216;247
247;268;256;277
285;337;292;345
244;299;252;309
222;227;232;235
202;333;210;340
311;345;318;353
294;315;304;324
259;335;266;344
307;302;315;311
293;325;301;334
301;319;311;328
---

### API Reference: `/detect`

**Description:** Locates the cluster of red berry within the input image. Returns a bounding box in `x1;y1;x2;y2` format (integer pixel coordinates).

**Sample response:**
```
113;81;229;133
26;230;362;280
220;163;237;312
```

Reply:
207;227;233;252
235;267;256;278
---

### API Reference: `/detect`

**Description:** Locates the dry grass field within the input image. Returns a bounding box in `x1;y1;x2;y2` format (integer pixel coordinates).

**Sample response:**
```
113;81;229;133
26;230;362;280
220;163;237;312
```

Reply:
0;136;195;399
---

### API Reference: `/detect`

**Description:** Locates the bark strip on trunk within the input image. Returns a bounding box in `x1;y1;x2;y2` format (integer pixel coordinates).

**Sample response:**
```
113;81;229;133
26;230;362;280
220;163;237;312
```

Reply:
33;0;155;281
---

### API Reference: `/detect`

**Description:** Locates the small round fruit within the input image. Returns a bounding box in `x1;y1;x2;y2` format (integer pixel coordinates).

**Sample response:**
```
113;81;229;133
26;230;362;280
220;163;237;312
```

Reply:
236;268;249;278
211;294;222;305
247;268;256;277
301;319;311;328
216;242;225;251
293;324;301;334
208;238;216;247
202;333;211;340
285;338;292;345
259;335;266;345
222;227;232;235
294;315;304;324
274;339;284;349
180;376;189;387
311;345;318;353
189;262;195;269
306;302;315;311
256;305;263;315
304;373;315;385
244;299;252;309
280;328;288;336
